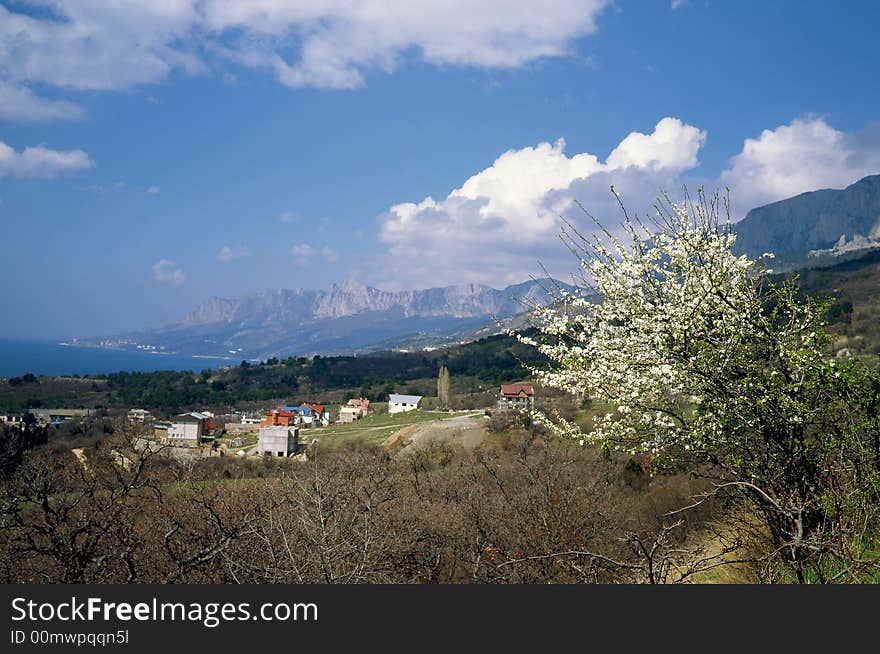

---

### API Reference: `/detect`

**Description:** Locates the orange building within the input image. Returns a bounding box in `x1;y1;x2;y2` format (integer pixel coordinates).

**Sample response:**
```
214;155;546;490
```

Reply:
261;409;295;427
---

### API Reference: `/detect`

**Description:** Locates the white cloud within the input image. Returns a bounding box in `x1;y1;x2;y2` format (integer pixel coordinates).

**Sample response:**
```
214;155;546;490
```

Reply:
671;0;688;9
720;117;880;216
146;186;161;194
373;116;880;290
606;117;706;172
74;180;128;193
291;243;313;267
0;2;203;92
0;0;610;105
0;82;84;122
321;246;340;263
0;141;94;178
280;210;299;223
203;0;610;89
152;259;185;285
376;117;707;289
217;245;252;262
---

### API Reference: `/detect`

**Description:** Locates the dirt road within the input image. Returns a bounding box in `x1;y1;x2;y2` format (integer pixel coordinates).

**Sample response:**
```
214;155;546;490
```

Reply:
389;412;488;456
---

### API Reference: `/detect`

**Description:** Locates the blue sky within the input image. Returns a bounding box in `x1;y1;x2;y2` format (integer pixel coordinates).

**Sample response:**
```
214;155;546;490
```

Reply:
1;0;879;339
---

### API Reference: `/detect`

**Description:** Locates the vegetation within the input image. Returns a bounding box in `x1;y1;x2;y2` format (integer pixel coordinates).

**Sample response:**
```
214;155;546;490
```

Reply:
302;409;456;450
4;191;880;583
520;189;880;582
0;427;722;584
0;333;541;415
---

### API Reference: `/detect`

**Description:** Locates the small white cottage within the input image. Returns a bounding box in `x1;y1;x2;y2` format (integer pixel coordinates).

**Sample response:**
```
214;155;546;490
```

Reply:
388;394;422;414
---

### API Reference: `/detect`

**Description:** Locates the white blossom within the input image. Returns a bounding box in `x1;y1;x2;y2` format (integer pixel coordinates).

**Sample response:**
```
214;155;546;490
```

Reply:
516;188;827;462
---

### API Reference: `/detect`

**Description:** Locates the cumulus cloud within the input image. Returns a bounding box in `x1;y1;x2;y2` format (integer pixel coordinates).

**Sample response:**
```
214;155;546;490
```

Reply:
0;0;609;110
372;116;880;290
0;82;84;122
606;117;705;172
280;210;299;223
720;117;880;216
0;141;94;178
152;259;185;285
376;117;707;289
217;245;252;263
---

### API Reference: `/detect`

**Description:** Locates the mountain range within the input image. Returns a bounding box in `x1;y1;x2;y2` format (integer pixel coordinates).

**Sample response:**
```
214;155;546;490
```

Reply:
733;174;880;269
77;279;572;360
78;174;880;360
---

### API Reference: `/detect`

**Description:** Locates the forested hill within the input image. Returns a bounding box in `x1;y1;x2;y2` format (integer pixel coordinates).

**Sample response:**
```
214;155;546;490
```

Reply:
0;331;545;415
776;248;880;361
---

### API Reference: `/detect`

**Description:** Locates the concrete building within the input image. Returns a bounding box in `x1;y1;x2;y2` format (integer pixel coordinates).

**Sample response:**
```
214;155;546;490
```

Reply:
168;412;209;447
127;408;152;423
339;406;362;423
0;414;26;427
388;394;422;414
258;425;300;457
497;384;535;411
339;398;370;423
153;422;171;441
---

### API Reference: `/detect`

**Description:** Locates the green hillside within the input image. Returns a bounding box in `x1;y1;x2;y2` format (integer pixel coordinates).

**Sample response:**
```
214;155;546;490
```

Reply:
778;249;880;362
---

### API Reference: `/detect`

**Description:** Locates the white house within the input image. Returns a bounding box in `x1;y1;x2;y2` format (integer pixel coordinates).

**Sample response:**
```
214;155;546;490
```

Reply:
258;426;300;457
339;406;362;423
388;394;422;414
127;408;152;423
0;415;26;428
168;412;209;447
339;398;370;423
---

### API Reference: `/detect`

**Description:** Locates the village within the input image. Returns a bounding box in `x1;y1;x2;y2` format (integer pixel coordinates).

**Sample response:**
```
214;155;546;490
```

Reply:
1;383;537;461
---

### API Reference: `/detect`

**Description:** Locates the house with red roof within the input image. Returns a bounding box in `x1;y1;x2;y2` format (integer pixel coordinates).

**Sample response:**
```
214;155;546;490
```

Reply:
498;384;535;411
301;403;331;427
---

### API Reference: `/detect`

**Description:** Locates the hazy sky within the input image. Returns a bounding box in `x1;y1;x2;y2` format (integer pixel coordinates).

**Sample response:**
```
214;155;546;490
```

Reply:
1;0;879;339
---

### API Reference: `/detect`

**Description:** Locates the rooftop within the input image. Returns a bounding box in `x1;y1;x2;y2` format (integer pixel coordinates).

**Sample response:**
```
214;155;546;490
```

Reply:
389;394;423;404
500;384;534;397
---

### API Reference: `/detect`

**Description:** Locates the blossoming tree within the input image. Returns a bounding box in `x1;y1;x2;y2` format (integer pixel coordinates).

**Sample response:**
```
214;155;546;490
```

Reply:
518;188;880;581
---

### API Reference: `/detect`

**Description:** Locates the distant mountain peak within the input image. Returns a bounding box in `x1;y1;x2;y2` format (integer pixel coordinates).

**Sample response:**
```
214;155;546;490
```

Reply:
331;277;369;293
85;278;574;359
734;174;880;270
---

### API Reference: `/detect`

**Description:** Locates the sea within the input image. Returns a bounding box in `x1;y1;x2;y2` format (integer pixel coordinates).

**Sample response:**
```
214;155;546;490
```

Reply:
0;339;237;377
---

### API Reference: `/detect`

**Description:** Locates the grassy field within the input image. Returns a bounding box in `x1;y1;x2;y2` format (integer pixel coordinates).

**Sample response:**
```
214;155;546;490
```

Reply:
304;409;470;449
